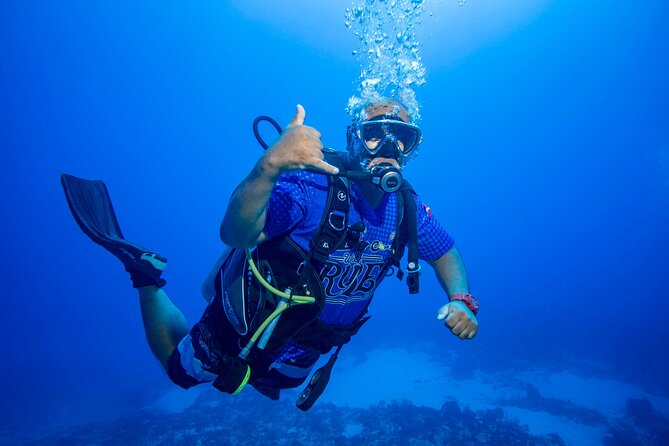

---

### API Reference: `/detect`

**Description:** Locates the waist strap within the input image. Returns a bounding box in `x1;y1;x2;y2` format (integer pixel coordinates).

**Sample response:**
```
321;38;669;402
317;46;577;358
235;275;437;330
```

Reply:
295;316;370;354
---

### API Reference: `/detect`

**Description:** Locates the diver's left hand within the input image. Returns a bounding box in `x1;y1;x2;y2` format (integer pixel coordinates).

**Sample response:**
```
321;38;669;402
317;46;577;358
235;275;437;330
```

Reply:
437;301;478;340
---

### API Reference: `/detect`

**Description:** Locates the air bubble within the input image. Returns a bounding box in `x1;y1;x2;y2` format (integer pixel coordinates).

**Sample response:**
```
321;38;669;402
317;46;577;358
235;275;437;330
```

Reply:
344;0;429;122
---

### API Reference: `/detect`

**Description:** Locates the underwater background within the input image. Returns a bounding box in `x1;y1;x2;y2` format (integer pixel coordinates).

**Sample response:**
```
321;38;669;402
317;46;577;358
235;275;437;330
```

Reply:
1;0;668;444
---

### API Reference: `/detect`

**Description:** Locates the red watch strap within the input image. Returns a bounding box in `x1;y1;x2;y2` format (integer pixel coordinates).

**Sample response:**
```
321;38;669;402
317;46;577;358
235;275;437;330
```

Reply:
449;292;480;315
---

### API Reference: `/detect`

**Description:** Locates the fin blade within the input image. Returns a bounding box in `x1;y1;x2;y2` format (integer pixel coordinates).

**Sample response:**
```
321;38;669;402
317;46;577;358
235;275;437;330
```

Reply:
60;173;124;242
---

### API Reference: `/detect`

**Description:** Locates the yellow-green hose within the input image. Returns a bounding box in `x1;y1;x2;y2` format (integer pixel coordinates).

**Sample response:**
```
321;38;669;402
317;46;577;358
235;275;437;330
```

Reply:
242;248;315;350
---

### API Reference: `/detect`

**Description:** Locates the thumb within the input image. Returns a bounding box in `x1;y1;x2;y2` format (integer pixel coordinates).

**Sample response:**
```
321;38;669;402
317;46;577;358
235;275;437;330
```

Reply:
437;303;450;321
288;104;306;127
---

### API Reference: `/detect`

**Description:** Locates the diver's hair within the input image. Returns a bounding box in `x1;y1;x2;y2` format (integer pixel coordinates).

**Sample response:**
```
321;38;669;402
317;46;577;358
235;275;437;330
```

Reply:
349;97;413;126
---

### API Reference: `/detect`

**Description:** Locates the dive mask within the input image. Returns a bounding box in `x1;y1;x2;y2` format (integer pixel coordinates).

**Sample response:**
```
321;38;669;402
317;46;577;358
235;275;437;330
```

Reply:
356;119;422;159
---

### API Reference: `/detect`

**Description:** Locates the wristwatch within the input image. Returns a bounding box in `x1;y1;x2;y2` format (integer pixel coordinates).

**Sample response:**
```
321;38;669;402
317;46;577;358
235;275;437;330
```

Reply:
449;292;480;315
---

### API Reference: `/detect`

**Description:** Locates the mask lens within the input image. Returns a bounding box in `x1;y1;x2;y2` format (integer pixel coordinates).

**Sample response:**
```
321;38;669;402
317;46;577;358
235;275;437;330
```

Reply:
364;123;386;141
393;126;420;154
359;121;421;155
360;123;385;151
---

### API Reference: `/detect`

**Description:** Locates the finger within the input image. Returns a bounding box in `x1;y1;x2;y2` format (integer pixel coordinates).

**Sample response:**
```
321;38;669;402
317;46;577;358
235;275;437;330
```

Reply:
445;310;460;328
302;125;321;139
303;128;323;145
451;319;466;336
458;324;472;339
462;320;479;339
288;104;306;127
437;304;449;321
309;158;340;175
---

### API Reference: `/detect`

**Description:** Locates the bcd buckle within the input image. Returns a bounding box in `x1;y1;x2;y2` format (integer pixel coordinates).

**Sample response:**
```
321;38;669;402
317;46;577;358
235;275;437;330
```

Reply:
328;210;346;231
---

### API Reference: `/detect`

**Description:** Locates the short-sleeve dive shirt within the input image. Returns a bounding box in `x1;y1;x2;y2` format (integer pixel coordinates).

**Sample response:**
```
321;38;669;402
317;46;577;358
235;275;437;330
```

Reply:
264;170;454;330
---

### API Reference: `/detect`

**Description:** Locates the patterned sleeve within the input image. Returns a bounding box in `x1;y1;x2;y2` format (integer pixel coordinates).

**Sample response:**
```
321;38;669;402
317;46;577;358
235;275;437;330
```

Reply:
413;194;455;261
264;172;310;239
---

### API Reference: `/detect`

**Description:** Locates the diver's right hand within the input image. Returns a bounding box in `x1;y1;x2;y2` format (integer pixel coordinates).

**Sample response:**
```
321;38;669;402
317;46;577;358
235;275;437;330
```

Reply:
260;104;339;179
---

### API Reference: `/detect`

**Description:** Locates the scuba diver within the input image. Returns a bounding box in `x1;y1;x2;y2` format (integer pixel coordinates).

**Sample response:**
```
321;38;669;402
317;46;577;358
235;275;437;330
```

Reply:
61;98;479;410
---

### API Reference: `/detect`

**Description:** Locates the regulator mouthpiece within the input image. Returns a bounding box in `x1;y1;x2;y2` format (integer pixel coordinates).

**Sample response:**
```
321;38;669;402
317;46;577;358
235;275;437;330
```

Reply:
369;163;402;192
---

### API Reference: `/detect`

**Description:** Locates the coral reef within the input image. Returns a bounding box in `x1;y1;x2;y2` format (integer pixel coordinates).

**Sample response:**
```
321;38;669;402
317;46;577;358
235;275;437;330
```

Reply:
23;390;565;446
604;397;669;446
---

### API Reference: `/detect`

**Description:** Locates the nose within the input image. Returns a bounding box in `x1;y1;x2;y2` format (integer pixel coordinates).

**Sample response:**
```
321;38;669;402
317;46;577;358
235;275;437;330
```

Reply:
364;134;404;156
376;136;401;156
365;138;380;150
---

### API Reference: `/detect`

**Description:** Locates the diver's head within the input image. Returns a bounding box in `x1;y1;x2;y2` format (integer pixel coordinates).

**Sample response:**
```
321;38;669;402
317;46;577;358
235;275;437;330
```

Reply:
347;98;423;171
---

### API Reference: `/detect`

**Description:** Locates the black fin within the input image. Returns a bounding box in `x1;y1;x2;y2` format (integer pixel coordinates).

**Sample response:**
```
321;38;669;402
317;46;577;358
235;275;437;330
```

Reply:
61;173;167;288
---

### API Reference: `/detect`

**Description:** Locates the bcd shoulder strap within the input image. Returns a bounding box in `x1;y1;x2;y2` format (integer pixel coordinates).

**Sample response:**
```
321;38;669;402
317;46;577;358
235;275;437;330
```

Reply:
309;150;351;263
390;180;420;294
293;150;351;292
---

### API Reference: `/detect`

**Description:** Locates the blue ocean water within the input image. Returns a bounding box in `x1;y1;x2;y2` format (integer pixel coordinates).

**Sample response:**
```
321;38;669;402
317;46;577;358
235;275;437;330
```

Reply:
1;0;668;444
